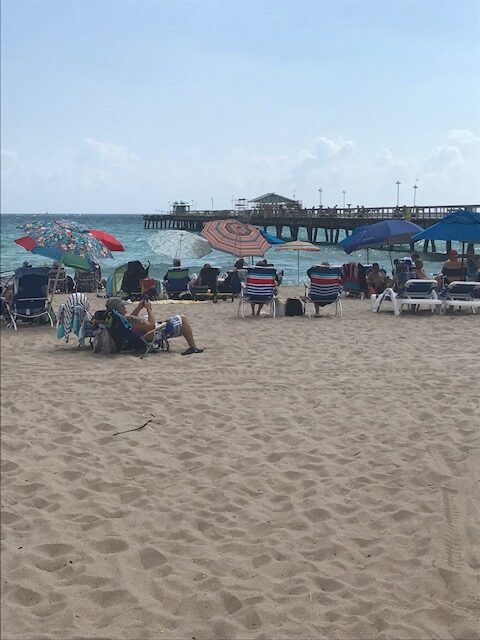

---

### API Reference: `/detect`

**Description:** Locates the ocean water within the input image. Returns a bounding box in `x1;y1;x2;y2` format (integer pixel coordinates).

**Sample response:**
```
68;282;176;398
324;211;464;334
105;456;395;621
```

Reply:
0;214;449;284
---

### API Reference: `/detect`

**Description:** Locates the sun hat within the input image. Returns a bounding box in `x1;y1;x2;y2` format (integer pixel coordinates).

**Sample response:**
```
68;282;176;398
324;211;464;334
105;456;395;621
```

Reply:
106;297;126;311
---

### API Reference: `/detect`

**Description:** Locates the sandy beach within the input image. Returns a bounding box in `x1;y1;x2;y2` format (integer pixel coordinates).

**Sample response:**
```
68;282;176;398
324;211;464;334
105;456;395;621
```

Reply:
1;291;479;640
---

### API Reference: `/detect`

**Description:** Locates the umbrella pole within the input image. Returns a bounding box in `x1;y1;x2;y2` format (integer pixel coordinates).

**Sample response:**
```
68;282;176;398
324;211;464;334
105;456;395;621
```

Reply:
49;252;64;304
388;248;393;269
297;252;300;285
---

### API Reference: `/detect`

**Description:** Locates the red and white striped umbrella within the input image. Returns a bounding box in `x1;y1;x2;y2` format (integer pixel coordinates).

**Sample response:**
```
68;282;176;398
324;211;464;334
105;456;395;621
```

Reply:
201;219;270;257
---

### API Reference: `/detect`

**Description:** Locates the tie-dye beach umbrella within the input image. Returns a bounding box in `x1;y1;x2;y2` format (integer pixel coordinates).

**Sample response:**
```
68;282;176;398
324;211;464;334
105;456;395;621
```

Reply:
15;221;113;274
201;219;271;257
18;219;124;252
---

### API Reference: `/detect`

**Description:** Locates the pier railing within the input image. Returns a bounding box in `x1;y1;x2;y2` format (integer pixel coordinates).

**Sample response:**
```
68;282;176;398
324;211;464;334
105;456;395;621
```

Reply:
142;204;479;251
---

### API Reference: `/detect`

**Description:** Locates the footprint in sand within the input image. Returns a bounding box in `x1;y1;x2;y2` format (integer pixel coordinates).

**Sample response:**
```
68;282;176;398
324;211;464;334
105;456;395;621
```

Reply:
139;547;167;569
91;538;129;554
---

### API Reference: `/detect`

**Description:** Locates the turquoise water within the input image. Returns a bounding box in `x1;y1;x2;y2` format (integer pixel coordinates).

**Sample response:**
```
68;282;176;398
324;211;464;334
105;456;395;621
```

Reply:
1;214;451;284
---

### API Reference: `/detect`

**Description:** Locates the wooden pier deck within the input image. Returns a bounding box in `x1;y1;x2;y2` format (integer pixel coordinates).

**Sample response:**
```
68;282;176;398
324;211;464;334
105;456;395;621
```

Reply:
143;204;479;254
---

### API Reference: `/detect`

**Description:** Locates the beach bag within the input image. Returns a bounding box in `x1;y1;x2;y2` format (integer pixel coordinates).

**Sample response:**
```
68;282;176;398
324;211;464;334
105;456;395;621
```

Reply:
285;298;304;316
92;327;117;354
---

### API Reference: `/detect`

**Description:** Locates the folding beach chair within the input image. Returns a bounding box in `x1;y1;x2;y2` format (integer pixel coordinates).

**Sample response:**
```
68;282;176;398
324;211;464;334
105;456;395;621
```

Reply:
238;266;277;318
190;266;220;302
48;264;69;294
302;265;343;317
372;279;442;316
75;269;98;293
5;266;56;330
440;281;480;314
120;261;150;300
217;270;242;299
92;309;169;357
341;262;369;298
162;267;191;299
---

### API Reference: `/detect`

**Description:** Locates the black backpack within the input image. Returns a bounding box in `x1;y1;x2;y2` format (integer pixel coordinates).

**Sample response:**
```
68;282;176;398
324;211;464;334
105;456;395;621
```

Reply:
285;298;304;316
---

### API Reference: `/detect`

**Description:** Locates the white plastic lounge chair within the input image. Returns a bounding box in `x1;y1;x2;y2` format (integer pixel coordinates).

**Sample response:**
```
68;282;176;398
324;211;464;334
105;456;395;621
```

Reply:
440;281;480;314
372;279;442;316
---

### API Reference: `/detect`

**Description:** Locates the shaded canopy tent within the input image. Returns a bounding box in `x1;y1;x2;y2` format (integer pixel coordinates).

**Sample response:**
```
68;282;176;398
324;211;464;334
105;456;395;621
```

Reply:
412;210;480;244
201;219;271;257
413;209;480;268
147;230;212;260
275;240;321;284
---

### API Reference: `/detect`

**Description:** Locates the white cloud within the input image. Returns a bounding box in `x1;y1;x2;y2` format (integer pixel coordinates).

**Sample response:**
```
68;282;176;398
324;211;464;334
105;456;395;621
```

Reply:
446;129;478;148
1;130;478;212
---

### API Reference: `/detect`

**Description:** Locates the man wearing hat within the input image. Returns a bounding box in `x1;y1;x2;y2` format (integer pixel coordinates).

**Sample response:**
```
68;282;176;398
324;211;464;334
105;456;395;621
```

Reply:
105;297;203;355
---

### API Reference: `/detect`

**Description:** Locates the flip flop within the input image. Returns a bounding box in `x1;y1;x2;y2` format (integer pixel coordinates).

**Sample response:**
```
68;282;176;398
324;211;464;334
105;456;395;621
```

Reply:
181;347;204;356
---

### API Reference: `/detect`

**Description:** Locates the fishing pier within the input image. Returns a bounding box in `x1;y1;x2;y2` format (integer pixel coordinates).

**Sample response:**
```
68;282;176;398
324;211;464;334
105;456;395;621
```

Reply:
143;194;479;254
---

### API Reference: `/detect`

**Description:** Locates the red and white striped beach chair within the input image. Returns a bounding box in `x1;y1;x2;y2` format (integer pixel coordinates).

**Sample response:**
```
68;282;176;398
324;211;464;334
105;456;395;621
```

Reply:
238;266;277;318
303;265;343;317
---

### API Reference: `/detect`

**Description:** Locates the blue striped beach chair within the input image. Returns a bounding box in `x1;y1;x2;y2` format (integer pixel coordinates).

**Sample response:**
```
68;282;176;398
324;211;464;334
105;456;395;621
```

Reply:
303;265;343;317
238;266;277;318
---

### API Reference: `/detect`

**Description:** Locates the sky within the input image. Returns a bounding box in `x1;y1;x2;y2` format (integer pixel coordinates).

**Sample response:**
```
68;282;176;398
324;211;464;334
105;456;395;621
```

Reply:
1;0;479;213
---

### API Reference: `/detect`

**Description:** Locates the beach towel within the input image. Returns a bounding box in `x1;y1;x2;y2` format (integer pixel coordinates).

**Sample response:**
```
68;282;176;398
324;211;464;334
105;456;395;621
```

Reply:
57;293;91;346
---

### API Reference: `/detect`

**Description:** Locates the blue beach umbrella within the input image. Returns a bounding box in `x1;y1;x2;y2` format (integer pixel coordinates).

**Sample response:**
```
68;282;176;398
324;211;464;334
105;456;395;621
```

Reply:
412;210;480;243
339;220;423;254
259;229;285;244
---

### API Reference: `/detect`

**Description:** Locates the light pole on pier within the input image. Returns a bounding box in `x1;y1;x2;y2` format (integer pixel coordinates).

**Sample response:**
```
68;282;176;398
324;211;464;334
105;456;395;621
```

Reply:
318;188;323;208
413;181;418;207
211;197;214;212
342;190;346;209
191;198;195;211
396;180;401;207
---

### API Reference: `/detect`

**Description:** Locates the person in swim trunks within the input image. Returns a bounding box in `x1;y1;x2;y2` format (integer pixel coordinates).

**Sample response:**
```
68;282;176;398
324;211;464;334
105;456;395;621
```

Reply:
105;297;204;355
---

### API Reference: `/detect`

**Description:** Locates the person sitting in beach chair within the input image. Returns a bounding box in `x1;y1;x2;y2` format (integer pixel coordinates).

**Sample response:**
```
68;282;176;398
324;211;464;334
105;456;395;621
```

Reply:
162;259;191;299
436;250;467;287
218;270;242;297
104;297;204;356
190;263;234;302
238;266;278;318
366;263;387;294
303;264;343;317
120;260;150;300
